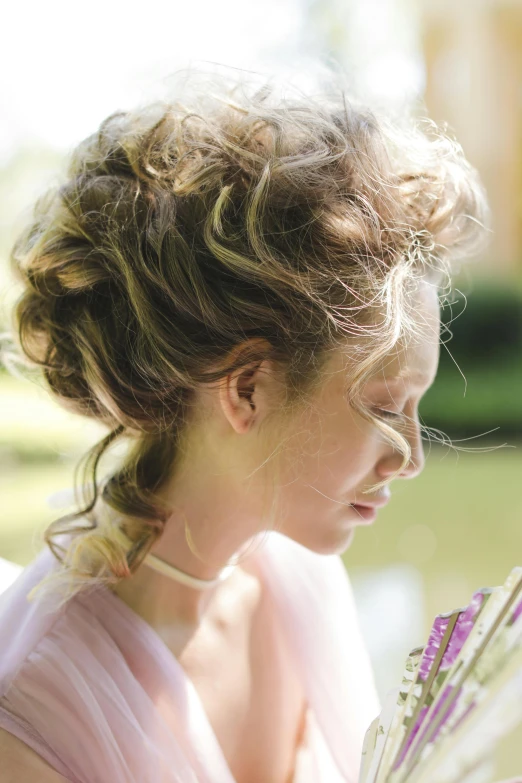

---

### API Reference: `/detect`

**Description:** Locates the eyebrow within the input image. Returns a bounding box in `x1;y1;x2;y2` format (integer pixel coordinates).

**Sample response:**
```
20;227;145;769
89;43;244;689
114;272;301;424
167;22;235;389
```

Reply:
366;373;435;389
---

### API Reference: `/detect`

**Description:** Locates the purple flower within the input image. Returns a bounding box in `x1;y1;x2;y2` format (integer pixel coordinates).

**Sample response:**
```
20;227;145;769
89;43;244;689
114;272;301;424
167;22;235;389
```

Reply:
511;596;522;625
440;591;486;670
393;590;489;772
394;685;454;771
393;704;429;769
418;615;450;682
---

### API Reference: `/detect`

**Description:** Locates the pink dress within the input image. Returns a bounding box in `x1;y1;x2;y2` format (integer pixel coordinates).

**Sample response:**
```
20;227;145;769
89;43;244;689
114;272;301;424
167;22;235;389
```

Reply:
0;530;380;782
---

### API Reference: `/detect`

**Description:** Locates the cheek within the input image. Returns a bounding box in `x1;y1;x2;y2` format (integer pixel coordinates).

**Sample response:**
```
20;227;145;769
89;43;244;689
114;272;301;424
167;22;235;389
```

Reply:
281;403;373;494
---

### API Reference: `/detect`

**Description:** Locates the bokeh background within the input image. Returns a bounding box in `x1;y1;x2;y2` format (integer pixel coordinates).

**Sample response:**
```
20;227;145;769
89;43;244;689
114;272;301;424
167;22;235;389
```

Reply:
1;0;521;778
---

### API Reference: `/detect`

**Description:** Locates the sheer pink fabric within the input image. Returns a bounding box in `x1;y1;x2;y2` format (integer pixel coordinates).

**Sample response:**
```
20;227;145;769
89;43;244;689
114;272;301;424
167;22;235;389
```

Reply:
0;531;380;782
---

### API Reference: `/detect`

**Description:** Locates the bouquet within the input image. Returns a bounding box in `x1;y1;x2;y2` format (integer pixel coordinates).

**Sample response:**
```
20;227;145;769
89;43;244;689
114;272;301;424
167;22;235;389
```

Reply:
359;567;522;783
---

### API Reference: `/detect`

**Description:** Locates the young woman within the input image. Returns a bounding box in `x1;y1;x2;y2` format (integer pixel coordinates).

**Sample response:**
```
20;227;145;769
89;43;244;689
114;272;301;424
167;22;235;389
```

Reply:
0;70;486;782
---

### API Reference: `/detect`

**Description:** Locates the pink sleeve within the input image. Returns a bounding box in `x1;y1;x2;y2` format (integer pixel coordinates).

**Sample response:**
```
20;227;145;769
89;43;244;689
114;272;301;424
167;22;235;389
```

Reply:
0;533;380;783
0;547;78;779
0;544;233;783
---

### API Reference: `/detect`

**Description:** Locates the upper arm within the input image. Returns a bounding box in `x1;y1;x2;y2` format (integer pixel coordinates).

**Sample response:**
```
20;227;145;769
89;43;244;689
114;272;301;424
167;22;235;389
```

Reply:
0;727;69;782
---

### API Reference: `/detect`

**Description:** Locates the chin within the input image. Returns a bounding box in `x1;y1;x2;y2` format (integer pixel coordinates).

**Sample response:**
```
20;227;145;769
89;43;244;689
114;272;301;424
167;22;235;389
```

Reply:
286;523;356;557
321;526;356;556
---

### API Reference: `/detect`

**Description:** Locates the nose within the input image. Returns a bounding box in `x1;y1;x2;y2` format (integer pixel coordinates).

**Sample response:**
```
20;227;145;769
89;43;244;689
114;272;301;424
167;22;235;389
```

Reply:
377;419;425;481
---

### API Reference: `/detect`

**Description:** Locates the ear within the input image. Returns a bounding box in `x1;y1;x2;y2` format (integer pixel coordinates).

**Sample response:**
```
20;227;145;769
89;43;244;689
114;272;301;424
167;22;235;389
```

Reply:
218;342;277;434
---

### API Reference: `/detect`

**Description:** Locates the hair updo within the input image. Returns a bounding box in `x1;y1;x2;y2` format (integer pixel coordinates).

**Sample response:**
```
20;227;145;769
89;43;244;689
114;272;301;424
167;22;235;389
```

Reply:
4;68;488;602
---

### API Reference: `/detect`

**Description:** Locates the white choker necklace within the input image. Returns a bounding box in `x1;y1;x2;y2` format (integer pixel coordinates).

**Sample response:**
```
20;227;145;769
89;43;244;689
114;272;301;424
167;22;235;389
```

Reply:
143;552;237;590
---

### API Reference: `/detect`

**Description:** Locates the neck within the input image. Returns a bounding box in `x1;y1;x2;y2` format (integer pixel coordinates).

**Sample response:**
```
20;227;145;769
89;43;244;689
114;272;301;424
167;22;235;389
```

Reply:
143;550;238;590
107;467;265;631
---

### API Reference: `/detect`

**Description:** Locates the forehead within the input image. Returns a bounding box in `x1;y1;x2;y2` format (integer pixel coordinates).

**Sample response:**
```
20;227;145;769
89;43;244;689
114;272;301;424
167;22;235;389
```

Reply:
369;341;439;391
340;281;441;389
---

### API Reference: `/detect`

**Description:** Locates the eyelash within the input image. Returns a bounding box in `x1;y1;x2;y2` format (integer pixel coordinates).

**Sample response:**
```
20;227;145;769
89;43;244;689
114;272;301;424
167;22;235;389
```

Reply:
374;408;404;421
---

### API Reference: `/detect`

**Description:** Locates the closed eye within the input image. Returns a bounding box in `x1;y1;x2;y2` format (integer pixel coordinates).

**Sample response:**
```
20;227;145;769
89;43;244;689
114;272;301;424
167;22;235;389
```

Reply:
374;408;404;421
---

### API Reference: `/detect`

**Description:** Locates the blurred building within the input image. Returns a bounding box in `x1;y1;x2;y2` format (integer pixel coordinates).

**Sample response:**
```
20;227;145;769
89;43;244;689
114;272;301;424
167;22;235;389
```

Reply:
305;0;522;277
422;0;522;276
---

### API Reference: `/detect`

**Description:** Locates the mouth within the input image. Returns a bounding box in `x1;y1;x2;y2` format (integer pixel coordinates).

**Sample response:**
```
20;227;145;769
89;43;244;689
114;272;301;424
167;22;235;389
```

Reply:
350;504;379;523
349;497;390;524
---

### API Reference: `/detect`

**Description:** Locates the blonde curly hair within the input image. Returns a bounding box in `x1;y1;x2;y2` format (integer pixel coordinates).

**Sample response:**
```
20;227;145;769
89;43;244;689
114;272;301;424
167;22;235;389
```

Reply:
4;67;488;604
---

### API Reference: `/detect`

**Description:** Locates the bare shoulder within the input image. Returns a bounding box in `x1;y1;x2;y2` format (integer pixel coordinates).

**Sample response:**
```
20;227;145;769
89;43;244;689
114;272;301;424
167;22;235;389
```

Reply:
0;727;68;782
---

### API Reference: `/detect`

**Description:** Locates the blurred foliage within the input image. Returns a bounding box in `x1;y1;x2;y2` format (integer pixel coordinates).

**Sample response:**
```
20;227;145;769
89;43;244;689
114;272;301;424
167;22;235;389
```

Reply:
419;277;522;440
439;281;522;365
0;373;105;465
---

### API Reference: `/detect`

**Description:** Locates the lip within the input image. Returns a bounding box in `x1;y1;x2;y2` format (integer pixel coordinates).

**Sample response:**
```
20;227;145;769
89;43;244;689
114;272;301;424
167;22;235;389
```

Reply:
355;497;391;509
350;504;378;524
350;497;390;524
